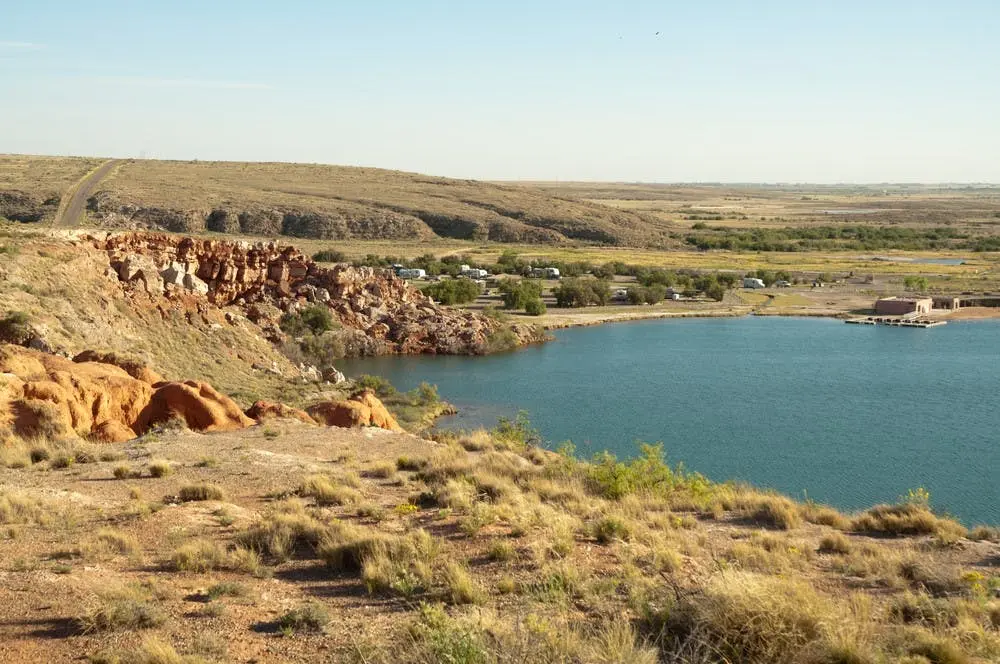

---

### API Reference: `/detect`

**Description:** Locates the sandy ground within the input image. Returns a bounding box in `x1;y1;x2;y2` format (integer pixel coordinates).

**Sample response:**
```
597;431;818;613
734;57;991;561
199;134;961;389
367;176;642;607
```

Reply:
930;306;1000;320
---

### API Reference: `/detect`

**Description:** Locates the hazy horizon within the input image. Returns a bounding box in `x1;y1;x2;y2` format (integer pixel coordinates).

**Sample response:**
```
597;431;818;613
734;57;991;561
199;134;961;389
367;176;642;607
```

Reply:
3;1;999;183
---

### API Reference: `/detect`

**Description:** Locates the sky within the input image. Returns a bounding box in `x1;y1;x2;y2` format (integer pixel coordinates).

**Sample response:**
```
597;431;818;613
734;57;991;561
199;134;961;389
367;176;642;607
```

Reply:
2;1;999;182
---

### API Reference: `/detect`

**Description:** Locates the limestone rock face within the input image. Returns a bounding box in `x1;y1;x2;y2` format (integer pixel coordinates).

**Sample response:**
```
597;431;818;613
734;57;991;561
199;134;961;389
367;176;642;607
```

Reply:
306;389;402;431
0;345;252;443
94;232;545;356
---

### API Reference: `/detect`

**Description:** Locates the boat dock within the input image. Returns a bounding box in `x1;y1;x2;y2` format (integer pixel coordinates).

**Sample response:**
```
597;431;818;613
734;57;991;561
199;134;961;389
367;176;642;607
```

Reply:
846;313;947;328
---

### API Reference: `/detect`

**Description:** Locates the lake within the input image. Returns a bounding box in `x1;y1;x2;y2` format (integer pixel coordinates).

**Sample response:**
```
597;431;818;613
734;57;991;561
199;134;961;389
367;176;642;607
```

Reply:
338;317;1000;525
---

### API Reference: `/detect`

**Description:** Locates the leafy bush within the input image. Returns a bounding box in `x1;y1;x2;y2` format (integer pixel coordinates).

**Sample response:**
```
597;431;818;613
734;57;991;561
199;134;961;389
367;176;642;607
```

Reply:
553;279;610;308
524;298;546;316
627;285;667;305
492;412;541;450
279;305;335;336
500;279;543;310
485;327;519;353
421;279;482;305
586;443;682;499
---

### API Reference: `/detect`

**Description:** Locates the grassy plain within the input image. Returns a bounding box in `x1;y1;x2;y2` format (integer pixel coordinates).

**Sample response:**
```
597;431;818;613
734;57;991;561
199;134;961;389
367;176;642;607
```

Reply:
0;154;105;199
0;421;995;663
525;181;1000;230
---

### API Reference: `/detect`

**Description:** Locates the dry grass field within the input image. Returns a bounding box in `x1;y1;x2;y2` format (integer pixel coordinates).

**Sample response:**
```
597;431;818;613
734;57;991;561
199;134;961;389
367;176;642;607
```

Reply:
0;420;995;663
11;157;673;246
5;155;1000;252
0;155;105;199
526;181;1000;231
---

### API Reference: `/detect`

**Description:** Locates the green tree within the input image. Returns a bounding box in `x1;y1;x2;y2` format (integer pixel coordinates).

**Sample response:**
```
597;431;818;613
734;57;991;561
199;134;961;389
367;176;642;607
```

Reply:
499;279;543;310
553;279;610;308
421;279;481;305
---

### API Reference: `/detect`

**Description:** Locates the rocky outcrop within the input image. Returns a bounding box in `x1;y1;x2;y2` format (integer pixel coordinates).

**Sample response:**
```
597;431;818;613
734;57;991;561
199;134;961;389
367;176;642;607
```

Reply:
245;400;316;425
72;350;164;384
307;389;402;431
87;192;435;241
93;232;545;356
1;190;60;223
0;344;252;443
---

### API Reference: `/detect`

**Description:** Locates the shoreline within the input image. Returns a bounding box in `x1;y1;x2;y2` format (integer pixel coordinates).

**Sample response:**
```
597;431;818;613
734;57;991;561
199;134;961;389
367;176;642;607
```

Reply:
532;303;1000;331
538;305;753;330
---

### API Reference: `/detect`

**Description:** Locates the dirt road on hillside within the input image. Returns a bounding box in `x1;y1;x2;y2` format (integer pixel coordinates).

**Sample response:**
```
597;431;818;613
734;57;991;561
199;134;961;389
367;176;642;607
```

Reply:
54;158;121;226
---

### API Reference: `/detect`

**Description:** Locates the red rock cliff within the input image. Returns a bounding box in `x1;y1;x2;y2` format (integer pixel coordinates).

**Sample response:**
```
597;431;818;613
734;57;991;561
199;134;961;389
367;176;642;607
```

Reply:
93;232;543;356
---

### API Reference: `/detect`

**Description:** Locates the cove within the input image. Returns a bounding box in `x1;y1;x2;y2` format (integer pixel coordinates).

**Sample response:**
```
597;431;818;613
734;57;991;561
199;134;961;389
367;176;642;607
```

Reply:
338;317;1000;525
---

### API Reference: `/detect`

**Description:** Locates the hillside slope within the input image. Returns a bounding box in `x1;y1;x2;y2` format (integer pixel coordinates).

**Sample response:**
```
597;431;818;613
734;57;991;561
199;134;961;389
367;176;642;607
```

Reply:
0;155;105;223
0;156;677;246
0;230;543;406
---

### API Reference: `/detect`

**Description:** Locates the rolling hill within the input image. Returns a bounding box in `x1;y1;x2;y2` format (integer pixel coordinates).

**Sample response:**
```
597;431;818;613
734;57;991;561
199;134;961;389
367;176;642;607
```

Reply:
0;155;677;247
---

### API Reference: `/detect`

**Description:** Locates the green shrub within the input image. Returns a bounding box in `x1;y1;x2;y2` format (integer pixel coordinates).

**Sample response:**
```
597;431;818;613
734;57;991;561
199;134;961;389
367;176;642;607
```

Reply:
280;305;335;336
553;279;610;308
0;311;32;345
524;298;546;315
313;249;347;263
485;327;519;353
409;603;488;664
422;279;481;305
492;412;540;449
586;443;683;500
499;279;543;310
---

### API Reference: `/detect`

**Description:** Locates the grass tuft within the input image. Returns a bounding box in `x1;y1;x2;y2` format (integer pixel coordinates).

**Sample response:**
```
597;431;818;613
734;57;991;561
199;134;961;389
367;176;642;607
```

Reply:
177;484;225;502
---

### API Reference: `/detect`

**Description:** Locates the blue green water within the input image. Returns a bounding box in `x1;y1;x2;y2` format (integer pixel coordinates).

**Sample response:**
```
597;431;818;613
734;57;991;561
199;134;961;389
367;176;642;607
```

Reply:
338;317;999;525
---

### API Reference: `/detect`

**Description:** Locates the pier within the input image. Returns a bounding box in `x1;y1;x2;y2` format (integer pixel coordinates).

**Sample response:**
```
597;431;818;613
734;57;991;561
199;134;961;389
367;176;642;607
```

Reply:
845;313;946;328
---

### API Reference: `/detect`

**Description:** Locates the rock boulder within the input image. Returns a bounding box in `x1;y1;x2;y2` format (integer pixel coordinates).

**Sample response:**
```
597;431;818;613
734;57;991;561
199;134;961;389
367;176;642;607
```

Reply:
0;345;252;442
306;389;402;431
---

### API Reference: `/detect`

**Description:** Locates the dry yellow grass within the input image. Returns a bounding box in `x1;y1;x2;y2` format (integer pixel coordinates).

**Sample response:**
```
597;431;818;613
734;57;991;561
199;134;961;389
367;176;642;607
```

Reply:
0;421;993;663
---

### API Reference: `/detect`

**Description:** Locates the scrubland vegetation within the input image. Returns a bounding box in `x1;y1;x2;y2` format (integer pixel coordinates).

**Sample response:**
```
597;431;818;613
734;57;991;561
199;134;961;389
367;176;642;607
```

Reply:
684;225;981;252
0;411;994;663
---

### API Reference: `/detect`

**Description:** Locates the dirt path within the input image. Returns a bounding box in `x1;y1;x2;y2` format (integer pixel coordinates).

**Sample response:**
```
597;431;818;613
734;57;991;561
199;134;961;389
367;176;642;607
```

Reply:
53;158;121;227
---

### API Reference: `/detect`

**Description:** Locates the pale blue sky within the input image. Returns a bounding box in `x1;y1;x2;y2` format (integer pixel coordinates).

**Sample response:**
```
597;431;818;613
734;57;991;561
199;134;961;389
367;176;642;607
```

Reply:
2;1;998;182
